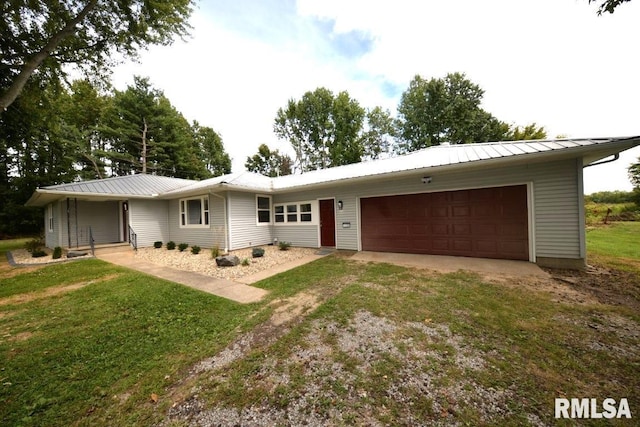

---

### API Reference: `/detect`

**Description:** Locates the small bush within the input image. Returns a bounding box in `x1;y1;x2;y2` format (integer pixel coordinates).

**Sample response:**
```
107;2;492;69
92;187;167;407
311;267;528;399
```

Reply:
211;245;220;258
252;247;265;258
241;258;251;266
166;241;176;250
52;247;62;259
191;245;201;255
32;250;47;258
278;241;291;251
24;238;44;254
178;243;189;252
153;241;163;248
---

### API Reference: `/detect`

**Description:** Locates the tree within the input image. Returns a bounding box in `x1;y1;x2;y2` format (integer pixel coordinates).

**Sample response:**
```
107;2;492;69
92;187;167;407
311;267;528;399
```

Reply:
192;121;231;177
503;123;547;141
589;0;632;15
395;73;508;153
245;144;292;177
359;107;396;160
274;88;366;172
0;0;193;113
629;158;640;187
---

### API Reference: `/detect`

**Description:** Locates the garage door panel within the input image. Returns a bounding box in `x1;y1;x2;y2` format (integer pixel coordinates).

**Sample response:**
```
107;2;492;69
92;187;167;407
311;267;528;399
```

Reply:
361;185;529;261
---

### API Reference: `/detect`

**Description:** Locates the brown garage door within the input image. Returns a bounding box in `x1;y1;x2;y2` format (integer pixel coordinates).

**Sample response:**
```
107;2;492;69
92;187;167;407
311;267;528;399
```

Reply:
360;185;529;260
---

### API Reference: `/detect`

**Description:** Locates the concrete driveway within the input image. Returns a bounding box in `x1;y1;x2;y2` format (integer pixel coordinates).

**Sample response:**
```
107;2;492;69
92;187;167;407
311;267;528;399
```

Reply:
350;251;549;278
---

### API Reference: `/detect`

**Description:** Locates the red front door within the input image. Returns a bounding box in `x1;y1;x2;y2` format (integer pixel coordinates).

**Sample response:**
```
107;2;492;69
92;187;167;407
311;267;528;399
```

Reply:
319;199;336;247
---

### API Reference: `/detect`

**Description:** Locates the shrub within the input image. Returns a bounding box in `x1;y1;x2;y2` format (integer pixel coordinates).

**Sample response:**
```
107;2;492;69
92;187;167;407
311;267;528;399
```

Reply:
166;241;176;250
252;247;265;258
278;241;291;251
53;247;62;259
191;245;201;255
211;245;220;258
24;238;43;254
153;241;163;248
241;258;251;266
32;250;47;258
178;243;189;252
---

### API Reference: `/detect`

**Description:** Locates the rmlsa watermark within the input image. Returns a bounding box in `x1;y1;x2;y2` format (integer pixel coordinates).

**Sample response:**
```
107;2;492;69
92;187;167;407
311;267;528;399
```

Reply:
555;398;632;419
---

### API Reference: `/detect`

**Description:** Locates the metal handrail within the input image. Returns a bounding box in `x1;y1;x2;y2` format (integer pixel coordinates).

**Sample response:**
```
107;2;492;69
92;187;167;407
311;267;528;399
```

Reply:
89;226;95;256
128;225;138;251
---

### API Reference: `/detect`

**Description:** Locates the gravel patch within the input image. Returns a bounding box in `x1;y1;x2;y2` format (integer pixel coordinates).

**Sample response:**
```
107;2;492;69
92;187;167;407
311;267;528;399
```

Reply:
164;310;526;426
8;248;92;265
135;246;318;280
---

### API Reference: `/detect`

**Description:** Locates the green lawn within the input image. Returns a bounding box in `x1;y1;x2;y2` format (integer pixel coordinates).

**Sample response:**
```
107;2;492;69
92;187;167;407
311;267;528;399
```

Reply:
1;233;639;426
587;221;640;270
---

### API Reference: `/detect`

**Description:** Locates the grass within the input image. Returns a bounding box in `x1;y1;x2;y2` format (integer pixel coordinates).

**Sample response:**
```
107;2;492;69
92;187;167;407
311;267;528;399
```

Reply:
1;230;639;425
587;221;640;271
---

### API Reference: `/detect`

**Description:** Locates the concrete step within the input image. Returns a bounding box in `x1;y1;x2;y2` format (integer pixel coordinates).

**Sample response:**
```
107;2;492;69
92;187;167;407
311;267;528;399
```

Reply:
74;243;133;256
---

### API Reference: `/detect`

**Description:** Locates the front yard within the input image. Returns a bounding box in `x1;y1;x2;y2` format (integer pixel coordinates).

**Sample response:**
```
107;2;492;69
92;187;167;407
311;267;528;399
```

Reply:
1;225;639;426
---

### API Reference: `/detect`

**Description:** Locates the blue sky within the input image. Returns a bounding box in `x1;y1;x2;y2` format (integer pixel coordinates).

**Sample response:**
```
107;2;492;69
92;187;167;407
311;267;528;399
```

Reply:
112;0;640;193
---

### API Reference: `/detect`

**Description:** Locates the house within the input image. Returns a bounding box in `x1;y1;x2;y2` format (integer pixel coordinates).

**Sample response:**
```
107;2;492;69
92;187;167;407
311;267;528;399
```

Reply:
26;136;640;269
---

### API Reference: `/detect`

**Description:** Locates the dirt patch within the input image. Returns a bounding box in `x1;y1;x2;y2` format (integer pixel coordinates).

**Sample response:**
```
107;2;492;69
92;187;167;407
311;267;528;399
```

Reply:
545;265;640;310
0;273;122;307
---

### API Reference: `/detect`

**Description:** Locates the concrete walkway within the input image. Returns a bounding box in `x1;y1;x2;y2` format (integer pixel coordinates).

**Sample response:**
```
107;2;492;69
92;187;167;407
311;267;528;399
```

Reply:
350;251;549;278
97;251;269;304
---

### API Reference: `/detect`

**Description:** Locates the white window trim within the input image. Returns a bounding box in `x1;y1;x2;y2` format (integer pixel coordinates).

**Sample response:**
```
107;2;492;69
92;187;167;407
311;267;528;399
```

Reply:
47;204;54;232
256;195;272;226
179;196;210;228
274;201;318;226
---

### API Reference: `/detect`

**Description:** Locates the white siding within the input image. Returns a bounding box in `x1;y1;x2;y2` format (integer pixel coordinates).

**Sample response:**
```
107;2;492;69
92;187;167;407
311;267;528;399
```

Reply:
44;201;62;248
275;158;582;260
129;199;170;248
228;191;272;250
273;225;319;248
165;195;225;249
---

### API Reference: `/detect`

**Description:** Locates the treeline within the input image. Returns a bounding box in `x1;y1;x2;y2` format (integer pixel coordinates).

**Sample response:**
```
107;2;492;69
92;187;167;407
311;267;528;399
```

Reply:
247;73;548;175
0;76;231;237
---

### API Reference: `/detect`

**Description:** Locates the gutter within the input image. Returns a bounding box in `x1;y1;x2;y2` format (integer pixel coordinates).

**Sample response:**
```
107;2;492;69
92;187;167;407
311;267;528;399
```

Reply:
583;153;619;168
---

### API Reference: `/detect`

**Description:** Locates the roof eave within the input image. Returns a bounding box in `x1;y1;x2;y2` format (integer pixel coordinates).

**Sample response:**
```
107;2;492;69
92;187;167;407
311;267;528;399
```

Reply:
24;189;158;207
273;138;640;192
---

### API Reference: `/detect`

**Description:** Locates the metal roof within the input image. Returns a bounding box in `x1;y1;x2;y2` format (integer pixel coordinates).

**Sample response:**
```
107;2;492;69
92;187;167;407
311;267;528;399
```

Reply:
25;136;640;206
160;171;273;198
271;137;640;191
44;174;193;195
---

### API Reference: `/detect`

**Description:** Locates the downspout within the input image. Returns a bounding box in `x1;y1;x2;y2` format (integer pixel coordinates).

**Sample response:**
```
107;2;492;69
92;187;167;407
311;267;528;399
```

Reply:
210;192;229;253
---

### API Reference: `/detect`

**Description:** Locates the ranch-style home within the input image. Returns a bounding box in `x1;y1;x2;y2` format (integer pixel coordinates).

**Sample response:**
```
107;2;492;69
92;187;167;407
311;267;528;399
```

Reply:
26;136;640;269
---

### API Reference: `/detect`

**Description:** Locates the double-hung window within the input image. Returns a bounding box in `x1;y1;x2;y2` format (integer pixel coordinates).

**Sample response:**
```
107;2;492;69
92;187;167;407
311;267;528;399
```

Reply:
48;204;54;232
257;196;271;224
180;196;209;228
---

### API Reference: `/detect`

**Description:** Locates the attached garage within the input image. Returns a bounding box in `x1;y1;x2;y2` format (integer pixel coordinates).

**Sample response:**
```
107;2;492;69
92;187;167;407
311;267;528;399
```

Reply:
360;185;529;260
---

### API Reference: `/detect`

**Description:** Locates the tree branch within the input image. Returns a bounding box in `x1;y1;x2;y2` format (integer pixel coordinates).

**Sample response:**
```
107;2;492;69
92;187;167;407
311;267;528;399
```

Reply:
0;0;99;113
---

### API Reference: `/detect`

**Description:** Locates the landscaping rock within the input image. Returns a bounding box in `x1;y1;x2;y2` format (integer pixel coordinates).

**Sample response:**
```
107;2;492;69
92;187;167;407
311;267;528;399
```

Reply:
216;255;240;267
67;251;88;258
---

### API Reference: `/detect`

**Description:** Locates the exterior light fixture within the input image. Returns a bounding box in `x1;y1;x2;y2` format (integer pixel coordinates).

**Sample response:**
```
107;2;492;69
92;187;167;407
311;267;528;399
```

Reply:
337;200;343;210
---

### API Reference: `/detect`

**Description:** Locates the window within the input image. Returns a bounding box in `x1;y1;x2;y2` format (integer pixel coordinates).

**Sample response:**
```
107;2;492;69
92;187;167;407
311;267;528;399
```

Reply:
48;204;54;232
257;196;271;224
273;201;315;224
179;196;209;227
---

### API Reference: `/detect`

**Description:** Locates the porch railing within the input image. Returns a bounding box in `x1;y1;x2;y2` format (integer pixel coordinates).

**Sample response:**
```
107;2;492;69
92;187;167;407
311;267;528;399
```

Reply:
88;226;95;257
128;225;138;251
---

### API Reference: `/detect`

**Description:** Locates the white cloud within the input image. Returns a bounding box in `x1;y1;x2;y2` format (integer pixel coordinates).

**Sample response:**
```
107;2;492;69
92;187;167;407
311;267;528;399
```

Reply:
112;0;640;192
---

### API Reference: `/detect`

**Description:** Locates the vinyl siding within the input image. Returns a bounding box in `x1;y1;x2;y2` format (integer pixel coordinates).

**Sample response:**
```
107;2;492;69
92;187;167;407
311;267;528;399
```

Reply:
166;195;225;249
275;158;582;260
129;199;170;248
228;191;272;250
44;201;61;248
58;200;119;247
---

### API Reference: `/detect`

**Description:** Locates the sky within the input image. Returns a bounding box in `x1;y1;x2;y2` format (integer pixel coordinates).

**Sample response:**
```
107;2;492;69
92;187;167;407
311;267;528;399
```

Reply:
111;0;640;194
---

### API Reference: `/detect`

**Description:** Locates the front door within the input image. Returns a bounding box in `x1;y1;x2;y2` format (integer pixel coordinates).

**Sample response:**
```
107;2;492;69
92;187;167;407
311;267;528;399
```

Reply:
319;199;336;247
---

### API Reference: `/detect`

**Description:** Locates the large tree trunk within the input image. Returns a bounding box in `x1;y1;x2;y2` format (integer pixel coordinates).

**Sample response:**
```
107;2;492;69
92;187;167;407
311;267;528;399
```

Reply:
0;0;99;114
